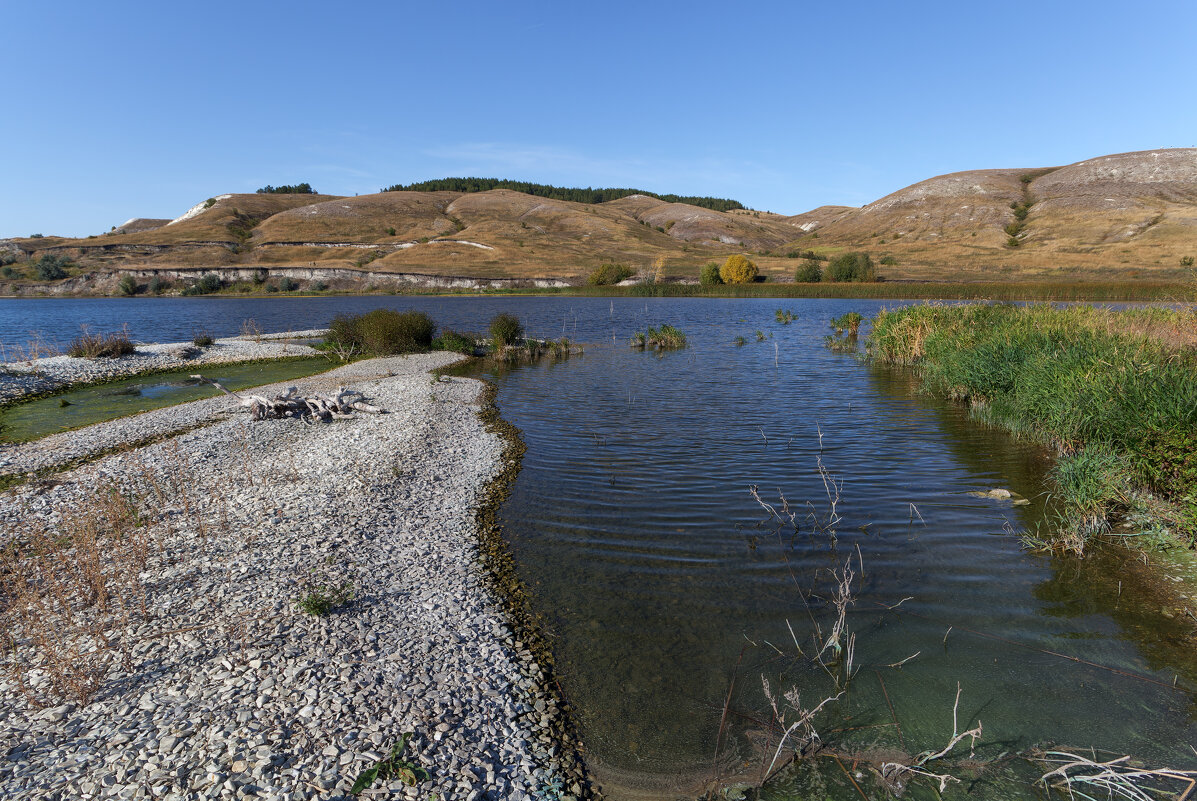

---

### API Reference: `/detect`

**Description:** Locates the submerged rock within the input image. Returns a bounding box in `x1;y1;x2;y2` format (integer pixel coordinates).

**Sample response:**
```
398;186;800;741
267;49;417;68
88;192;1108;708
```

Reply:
968;488;1031;505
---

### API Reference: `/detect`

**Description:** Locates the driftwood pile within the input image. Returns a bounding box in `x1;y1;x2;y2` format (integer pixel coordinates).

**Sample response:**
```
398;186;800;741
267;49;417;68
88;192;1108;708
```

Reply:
191;375;387;423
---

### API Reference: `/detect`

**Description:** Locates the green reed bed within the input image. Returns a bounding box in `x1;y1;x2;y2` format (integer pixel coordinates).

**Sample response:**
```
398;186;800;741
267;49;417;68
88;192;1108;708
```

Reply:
565;280;1194;301
864;303;1197;550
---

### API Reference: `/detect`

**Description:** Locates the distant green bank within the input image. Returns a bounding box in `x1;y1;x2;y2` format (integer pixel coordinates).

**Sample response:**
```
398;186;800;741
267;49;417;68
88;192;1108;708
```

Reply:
863;303;1197;551
563;279;1195;301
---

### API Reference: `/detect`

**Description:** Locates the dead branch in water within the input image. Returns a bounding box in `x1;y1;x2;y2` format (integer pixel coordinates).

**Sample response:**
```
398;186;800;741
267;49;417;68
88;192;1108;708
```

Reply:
1034;749;1197;801
879;683;982;793
191;375;386;423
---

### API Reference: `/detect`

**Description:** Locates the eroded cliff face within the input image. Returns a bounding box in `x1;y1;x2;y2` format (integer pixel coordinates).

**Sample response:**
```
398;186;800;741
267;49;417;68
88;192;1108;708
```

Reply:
0;265;569;297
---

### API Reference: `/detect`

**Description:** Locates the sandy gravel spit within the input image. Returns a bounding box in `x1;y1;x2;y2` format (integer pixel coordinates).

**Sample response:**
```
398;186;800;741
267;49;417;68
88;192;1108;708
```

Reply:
0;352;587;801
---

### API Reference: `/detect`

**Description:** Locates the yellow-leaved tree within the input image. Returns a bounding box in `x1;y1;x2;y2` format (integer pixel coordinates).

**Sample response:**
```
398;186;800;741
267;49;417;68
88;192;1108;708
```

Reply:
720;254;758;284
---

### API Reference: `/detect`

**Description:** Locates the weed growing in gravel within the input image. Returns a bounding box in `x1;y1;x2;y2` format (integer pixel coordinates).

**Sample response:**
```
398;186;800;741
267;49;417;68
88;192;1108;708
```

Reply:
0;481;155;703
296;582;354;616
350;733;428;795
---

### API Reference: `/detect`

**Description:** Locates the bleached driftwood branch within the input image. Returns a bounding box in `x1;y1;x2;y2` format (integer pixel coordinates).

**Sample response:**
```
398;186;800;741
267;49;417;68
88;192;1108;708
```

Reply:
191;375;386;422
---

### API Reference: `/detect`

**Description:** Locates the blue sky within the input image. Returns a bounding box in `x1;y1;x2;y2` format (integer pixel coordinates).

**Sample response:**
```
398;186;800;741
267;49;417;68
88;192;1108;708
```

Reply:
3;0;1195;237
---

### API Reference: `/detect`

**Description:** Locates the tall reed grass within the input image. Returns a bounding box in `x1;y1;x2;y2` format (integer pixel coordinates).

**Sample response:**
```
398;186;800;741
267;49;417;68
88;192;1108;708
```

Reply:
865;303;1197;549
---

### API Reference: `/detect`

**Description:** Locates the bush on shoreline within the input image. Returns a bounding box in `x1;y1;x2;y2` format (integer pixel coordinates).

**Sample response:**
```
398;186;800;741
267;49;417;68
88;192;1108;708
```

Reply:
489;313;524;348
587;263;634;286
865;303;1197;549
719;255;758;284
326;309;435;356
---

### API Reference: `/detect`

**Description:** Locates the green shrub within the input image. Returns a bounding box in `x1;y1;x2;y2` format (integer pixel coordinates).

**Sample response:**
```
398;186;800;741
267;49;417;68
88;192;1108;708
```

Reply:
794;259;822;283
489;313;524;347
252;269;268;285
327;309;436;356
431;329;478;354
278;277;299;292
192;330;214;347
699;261;723;286
32;254;71;281
117;275;139;296
826;252;876;283
2;265;19;278
588;263;634;286
386;227;397;237
182;273;223;295
265;283;279;293
879;255;898;266
720;254;758;284
1181;256;1195;268
311;281;328;291
147;276;169;294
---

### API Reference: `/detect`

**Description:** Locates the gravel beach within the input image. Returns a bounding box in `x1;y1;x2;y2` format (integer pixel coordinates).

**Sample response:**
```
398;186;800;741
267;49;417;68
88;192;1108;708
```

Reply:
0;331;327;403
0;347;588;800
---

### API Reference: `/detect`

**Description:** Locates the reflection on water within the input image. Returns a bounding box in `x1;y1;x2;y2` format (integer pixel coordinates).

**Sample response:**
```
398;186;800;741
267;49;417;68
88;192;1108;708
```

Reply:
475;299;1197;800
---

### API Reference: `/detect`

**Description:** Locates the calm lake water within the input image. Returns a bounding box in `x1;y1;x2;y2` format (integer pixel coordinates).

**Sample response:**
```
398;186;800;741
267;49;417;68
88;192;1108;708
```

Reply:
3;296;1194;799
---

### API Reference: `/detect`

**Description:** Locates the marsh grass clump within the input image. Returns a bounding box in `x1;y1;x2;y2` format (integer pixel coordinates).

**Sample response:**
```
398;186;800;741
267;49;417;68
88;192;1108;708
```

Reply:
830;312;863;336
631;324;686;350
327;309;436;356
67;326;136;359
191;330;214;348
866;303;1197;549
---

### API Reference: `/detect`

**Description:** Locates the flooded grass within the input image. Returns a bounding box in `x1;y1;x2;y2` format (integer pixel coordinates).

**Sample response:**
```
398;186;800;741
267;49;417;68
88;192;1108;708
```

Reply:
864;303;1197;552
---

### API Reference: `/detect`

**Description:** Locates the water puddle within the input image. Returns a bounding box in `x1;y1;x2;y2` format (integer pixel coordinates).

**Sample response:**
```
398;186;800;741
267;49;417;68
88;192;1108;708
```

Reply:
0;356;335;442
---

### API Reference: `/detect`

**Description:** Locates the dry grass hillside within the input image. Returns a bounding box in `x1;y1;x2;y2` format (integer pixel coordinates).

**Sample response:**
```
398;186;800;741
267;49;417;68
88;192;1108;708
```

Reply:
8;148;1196;285
792;149;1197;281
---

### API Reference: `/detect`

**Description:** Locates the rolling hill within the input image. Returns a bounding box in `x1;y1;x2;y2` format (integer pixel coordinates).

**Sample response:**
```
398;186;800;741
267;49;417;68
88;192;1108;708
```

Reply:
5;148;1195;288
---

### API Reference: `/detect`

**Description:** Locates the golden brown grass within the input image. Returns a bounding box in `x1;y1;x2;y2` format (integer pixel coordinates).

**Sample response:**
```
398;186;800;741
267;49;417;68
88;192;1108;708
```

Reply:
16;149;1197;285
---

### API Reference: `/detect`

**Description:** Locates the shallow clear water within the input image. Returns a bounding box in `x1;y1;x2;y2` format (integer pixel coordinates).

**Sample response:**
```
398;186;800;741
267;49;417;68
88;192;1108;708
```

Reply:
473;299;1197;800
0;357;333;441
